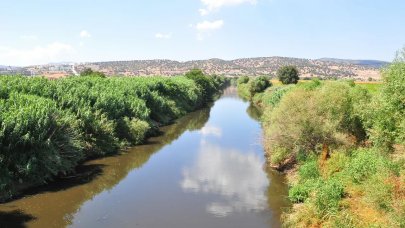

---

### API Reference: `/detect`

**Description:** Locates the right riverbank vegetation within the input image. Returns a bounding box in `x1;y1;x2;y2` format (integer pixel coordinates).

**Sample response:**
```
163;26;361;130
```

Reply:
238;49;405;227
0;69;228;201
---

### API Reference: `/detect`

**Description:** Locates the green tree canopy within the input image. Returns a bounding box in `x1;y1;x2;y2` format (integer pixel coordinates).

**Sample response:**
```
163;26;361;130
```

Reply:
277;65;300;84
237;76;249;85
249;76;272;95
80;68;106;78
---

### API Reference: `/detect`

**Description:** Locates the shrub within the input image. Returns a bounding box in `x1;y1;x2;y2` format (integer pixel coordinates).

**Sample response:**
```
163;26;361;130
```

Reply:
363;172;394;211
289;180;319;203
314;178;344;215
277;65;300;84
269;146;290;164
264;82;367;161
298;78;321;91
262;85;295;109
0;93;84;192
299;159;320;180
185;69;216;102
123;117;150;145
80;68;106;78
248;76;272;95
369;57;405;149
237;76;249;85
345;148;392;184
323;151;350;177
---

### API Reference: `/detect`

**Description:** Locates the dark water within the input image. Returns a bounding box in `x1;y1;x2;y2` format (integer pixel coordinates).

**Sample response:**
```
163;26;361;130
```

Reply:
0;87;289;228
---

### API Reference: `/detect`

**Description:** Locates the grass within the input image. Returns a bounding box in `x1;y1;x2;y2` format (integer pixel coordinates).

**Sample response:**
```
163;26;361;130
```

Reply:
355;81;383;94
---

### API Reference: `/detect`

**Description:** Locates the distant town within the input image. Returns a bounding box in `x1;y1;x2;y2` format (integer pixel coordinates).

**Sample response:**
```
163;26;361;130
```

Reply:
0;57;388;81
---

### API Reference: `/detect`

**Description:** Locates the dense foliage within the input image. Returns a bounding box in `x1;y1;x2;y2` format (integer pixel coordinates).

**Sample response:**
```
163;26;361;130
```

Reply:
237;76;249;85
263;81;368;162
277;65;300;84
237;53;405;227
248;76;272;95
0;73;227;200
80;68;106;78
184;69;224;103
237;76;272;99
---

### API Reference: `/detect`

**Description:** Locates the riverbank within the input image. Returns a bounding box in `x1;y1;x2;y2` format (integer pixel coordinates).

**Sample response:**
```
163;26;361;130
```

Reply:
0;86;288;228
0;73;229;202
237;71;404;226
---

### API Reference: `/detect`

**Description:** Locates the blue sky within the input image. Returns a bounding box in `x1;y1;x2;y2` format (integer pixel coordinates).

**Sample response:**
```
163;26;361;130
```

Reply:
0;0;404;66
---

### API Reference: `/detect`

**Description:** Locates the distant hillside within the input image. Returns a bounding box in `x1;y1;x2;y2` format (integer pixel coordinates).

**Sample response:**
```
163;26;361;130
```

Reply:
0;65;20;70
1;56;386;81
318;58;389;68
0;65;25;75
77;57;384;80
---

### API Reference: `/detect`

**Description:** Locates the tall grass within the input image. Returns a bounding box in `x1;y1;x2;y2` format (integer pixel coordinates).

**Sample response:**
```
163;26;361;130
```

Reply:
0;74;228;200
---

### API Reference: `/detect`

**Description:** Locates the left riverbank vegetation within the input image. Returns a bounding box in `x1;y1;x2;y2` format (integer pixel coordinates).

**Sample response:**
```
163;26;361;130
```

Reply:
237;48;405;227
0;69;228;201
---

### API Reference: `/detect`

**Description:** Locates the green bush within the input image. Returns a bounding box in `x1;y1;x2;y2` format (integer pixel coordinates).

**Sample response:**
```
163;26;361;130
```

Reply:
185;69;217;102
80;68;106;78
346;148;392;184
237;76;249;85
125;117;150;144
289;180;318;203
248;76;272;95
264;82;368;160
277;65;300;84
298;78;322;91
363;172;394;211
368;57;405;150
269;146;290;164
262;85;295;108
299;159;320;181
314;178;344;215
0;93;84;193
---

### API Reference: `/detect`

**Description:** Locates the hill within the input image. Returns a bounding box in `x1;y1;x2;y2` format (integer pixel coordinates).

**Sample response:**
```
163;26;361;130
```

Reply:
318;58;389;67
77;57;385;80
1;57;387;81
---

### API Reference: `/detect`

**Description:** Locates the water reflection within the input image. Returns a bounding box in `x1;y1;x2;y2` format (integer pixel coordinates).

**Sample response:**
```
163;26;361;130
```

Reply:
199;124;222;137
181;141;268;217
246;103;263;122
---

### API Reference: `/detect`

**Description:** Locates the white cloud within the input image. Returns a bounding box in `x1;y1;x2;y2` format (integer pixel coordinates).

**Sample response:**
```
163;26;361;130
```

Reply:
180;141;268;217
200;125;222;137
80;30;91;38
155;33;172;39
198;8;209;16
0;42;76;66
20;35;38;41
200;0;257;14
196;20;224;31
194;20;224;40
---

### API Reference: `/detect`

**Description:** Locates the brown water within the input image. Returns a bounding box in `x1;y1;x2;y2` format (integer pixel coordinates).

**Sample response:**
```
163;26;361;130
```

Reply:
0;87;289;228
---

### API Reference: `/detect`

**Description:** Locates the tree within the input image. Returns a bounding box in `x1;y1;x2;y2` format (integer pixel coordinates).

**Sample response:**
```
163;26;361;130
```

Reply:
185;68;205;78
185;69;215;102
237;76;249;85
277;66;299;84
80;68;94;76
80;68;106;78
249;76;272;95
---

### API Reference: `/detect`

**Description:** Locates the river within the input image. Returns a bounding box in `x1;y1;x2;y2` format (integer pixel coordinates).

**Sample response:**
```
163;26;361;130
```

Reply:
0;87;289;228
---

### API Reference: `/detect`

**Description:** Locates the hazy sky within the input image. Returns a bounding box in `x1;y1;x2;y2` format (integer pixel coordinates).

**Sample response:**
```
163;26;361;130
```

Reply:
0;0;404;66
